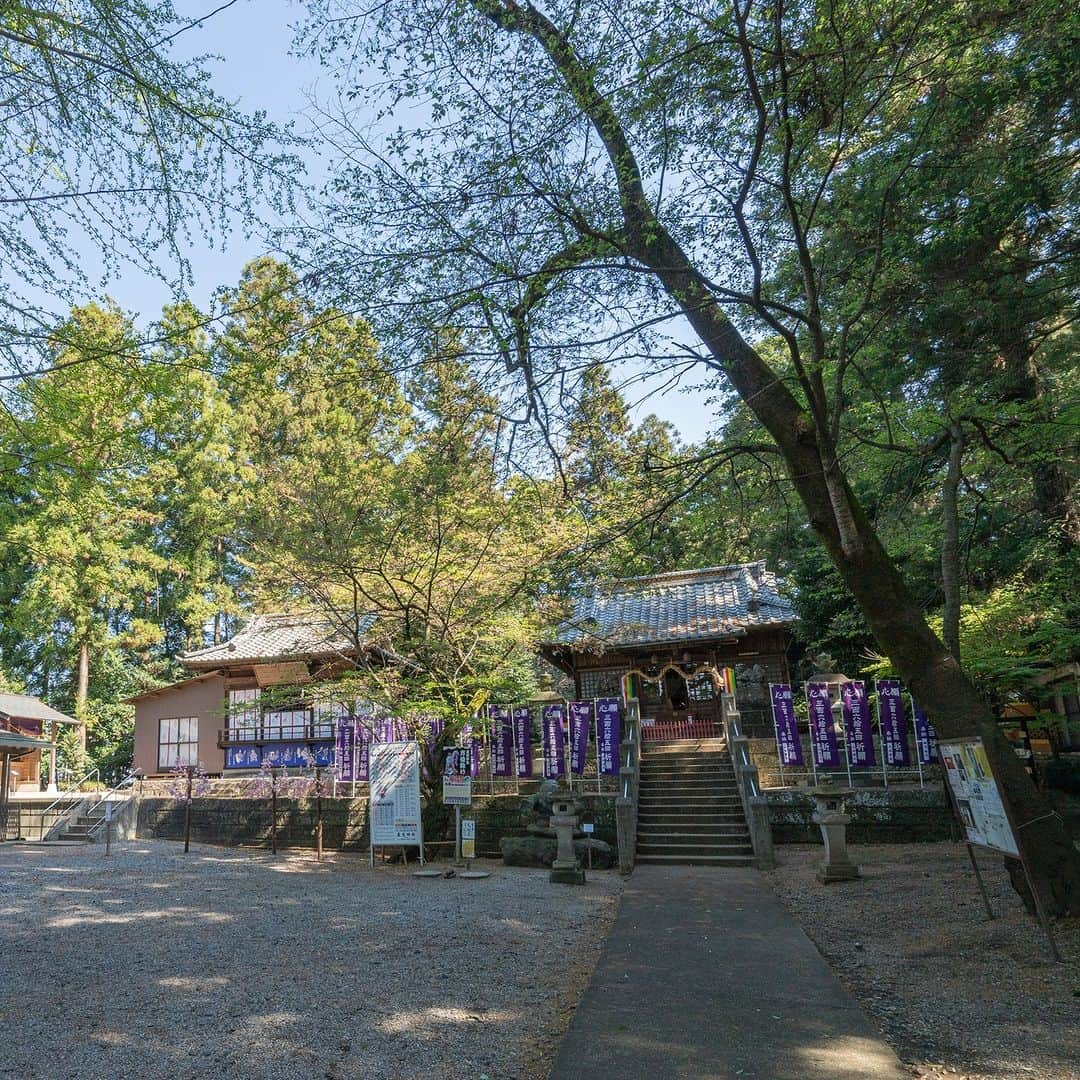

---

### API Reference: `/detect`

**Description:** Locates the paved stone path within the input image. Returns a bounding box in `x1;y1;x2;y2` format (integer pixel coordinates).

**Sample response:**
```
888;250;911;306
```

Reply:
549;864;908;1080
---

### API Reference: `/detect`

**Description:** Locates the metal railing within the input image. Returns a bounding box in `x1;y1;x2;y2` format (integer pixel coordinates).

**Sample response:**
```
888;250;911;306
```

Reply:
28;766;100;840
721;692;774;868
218;722;336;746
79;769;140;839
616;700;642;873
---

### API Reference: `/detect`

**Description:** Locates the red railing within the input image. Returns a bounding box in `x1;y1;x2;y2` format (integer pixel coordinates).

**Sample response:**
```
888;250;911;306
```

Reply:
640;718;720;742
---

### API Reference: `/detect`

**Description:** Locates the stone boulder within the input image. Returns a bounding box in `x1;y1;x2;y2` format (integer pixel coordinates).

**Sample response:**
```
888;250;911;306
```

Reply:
500;834;616;869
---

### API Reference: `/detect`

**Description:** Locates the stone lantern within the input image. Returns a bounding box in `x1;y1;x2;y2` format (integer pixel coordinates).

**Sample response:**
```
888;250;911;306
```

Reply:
808;778;860;883
548;788;585;885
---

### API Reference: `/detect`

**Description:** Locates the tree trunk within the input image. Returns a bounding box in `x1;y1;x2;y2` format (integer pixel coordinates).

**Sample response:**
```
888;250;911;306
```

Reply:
941;423;964;667
75;637;89;757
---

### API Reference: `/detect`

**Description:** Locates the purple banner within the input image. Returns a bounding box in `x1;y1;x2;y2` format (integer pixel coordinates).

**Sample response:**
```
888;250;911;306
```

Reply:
596;698;621;776
355;720;371;781
806;682;841;768
876;679;910;766
841;681;876;767
462;722;481;777
336;719;356;782
912;698;939;764
512;706;533;778
569;702;592;775
542;704;566;779
489;705;513;778
770;684;804;766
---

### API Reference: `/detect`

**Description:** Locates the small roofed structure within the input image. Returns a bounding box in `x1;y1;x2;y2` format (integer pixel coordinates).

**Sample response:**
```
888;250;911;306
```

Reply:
0;692;80;794
540;563;797;739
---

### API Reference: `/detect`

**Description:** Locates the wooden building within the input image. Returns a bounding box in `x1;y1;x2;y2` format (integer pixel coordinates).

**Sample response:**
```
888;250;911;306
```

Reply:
0;693;79;792
130;612;376;776
540;563;797;739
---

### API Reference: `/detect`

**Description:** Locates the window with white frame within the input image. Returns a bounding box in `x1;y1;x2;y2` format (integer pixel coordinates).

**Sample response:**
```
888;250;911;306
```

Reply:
228;688;260;740
158;717;198;770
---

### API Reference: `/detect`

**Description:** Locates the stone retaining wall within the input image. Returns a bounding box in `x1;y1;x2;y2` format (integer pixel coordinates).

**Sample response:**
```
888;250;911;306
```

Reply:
136;792;619;856
766;787;954;844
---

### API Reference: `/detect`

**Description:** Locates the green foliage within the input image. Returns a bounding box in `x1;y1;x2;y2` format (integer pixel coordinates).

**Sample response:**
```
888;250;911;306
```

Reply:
1043;758;1080;796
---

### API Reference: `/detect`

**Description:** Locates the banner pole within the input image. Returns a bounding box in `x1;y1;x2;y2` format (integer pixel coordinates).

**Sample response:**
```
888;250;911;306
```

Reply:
911;694;925;789
838;695;854;788
594;701;601;795
876;682;889;789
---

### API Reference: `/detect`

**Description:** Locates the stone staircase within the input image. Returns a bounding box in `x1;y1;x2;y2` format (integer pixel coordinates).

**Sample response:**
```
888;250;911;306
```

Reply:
636;740;754;866
57;799;117;842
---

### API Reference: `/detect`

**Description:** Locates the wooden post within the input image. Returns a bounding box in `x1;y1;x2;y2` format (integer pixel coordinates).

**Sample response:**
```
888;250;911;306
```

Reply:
183;766;193;854
315;767;324;862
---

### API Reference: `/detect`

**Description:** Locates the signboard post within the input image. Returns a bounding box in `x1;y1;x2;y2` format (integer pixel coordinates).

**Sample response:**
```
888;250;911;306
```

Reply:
369;741;424;867
443;746;473;867
940;736;1061;962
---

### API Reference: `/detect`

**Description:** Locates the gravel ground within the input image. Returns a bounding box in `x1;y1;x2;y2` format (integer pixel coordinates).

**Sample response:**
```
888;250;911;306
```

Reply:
0;840;622;1080
765;843;1080;1080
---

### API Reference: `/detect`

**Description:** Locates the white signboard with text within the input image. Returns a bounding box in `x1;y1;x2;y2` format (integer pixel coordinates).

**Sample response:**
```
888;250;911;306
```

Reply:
369;741;423;853
940;738;1019;857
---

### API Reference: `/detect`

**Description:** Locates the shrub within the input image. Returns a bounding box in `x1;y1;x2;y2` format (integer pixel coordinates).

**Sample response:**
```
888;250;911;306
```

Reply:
1043;757;1080;796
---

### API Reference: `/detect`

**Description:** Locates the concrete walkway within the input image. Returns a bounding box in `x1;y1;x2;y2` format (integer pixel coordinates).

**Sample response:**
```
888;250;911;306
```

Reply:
549;865;908;1080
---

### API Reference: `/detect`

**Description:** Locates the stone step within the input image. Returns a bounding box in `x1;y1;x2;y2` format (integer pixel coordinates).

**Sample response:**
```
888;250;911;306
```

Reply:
641;750;729;762
638;813;747;826
640;772;737;780
635;853;755;867
635;825;747;842
638;841;754;856
639;787;742;795
639;794;741;804
641;738;727;753
639;764;734;773
637;837;751;851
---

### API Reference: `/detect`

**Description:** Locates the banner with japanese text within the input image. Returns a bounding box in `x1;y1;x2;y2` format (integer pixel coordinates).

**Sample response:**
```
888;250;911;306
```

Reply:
513;706;533;778
876;679;910;766
355;720;371;781
841;680;876;767
542;704;566;778
806;682;841;768
596;698;621;776
569;701;592;775
336;718;355;782
489;705;513;778
912;699;939;764
769;684;804;766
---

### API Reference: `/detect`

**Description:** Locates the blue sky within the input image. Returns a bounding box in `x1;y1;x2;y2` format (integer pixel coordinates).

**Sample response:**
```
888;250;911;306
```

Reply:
93;0;716;444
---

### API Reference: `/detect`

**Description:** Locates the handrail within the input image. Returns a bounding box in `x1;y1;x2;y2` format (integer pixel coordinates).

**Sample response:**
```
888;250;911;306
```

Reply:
82;769;139;836
36;766;100;840
39;767;99;821
721;692;773;867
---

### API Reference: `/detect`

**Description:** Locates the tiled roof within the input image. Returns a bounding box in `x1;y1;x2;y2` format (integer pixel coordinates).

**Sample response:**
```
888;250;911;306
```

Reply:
180;612;376;670
545;562;795;649
0;693;78;726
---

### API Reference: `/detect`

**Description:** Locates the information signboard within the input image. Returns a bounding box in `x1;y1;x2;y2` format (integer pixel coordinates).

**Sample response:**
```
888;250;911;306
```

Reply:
940;738;1019;857
461;818;476;859
442;745;473;806
369;742;423;858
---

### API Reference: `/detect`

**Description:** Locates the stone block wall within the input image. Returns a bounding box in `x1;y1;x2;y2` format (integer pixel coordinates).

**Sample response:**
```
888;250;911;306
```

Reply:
136;792;619;856
766;787;955;844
